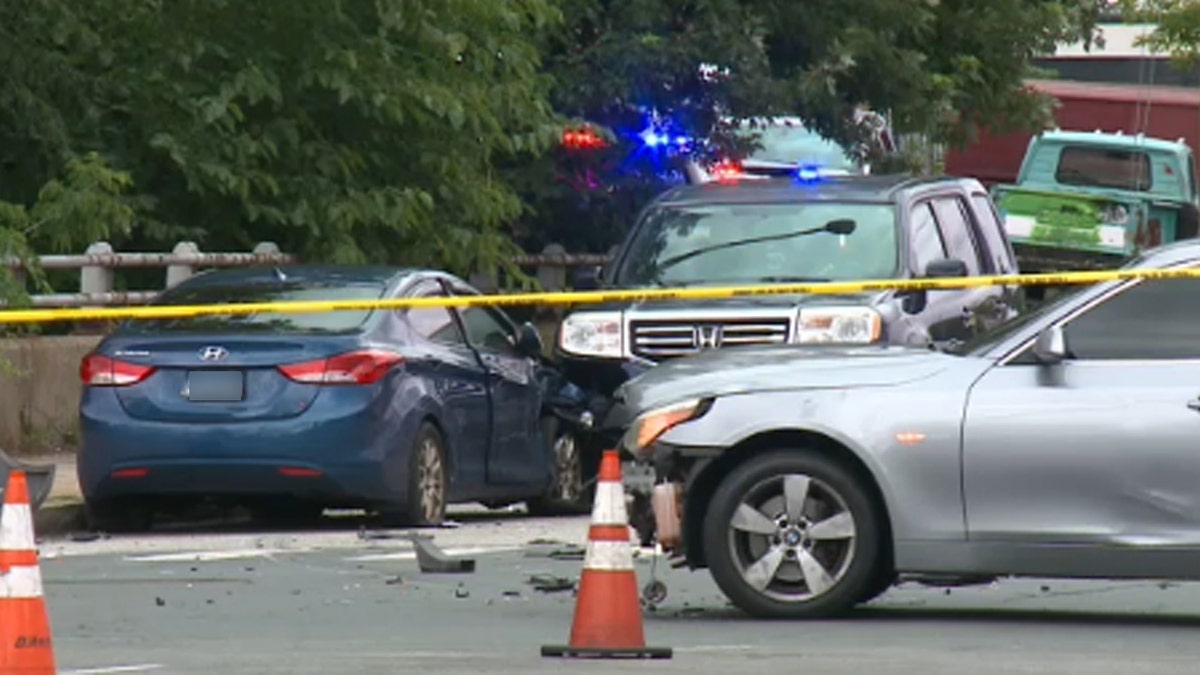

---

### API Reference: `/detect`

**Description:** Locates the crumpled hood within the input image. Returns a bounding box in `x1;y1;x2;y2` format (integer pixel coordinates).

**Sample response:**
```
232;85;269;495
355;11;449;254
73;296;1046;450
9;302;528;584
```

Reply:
614;343;954;415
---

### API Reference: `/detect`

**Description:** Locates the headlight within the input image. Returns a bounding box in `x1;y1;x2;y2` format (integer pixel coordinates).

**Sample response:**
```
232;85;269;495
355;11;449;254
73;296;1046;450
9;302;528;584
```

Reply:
623;397;711;457
795;307;882;344
558;311;623;358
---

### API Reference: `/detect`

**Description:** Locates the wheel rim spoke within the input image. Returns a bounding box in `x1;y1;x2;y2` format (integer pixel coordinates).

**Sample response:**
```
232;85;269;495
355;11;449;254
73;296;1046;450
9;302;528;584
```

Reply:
743;545;786;591
797;548;835;595
783;475;810;522
808;511;855;541
732;503;778;536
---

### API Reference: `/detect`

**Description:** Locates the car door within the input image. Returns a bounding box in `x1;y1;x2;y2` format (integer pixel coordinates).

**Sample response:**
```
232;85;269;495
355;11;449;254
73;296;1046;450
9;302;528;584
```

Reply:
967;190;1022;324
445;284;544;486
962;275;1200;575
395;281;492;492
929;194;1006;336
907;200;976;346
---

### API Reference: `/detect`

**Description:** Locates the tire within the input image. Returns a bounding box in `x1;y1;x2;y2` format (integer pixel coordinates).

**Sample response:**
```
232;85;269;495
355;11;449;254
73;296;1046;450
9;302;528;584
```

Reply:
526;416;592;516
382;422;448;527
84;497;154;534
702;449;883;619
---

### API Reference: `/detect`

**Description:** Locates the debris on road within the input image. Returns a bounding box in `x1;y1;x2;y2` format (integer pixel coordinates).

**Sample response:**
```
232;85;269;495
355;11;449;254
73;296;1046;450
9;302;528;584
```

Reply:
526;574;576;594
413;537;476;574
454;583;470;599
155;596;166;607
357;527;433;542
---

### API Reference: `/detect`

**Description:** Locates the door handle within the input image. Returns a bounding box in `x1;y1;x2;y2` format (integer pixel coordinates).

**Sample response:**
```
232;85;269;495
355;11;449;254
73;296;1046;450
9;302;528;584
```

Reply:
1188;398;1200;412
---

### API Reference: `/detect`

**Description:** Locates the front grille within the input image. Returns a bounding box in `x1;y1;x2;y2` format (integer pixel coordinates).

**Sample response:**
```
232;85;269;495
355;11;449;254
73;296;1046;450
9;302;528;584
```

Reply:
630;317;792;360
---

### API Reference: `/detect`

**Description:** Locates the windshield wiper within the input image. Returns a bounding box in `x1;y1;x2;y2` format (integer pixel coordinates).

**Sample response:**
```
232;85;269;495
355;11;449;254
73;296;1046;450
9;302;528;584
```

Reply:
650;219;856;279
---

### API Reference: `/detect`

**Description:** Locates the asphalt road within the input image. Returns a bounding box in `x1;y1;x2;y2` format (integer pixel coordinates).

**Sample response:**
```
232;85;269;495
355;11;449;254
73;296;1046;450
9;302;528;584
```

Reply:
35;509;1200;675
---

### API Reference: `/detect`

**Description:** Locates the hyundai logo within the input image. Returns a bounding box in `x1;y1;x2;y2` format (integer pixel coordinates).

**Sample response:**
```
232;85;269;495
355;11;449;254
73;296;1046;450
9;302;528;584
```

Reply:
198;346;229;362
693;325;723;350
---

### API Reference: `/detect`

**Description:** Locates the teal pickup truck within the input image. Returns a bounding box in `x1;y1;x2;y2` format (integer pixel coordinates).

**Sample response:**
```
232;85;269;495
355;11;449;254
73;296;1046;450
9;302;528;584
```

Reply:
992;130;1200;272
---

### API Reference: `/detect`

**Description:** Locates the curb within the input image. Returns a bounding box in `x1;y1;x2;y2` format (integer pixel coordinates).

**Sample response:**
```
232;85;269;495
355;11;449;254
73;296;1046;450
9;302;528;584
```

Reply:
34;500;86;539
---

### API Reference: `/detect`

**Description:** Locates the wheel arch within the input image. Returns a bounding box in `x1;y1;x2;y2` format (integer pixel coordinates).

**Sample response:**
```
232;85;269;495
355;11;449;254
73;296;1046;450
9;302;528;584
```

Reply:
681;428;895;572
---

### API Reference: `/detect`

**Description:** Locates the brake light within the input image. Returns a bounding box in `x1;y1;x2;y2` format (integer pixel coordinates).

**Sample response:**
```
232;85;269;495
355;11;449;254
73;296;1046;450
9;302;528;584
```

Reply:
278;349;404;385
711;160;743;182
80;353;156;386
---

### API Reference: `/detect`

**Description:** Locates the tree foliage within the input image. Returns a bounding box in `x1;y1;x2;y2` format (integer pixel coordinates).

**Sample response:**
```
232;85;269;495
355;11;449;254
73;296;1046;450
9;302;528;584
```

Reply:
1124;0;1200;66
514;0;1106;254
1;0;561;300
1;0;1110;296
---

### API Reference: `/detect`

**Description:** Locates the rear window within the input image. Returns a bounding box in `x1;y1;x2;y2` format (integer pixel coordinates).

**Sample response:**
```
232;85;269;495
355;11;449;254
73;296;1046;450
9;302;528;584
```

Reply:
121;281;388;334
1055;146;1152;191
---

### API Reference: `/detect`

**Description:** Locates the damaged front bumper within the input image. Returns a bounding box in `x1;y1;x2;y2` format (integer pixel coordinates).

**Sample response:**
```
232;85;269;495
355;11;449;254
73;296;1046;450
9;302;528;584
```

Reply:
622;441;721;564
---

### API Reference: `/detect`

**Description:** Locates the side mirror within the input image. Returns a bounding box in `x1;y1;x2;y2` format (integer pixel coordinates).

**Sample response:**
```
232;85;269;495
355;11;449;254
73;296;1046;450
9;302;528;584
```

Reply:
1032;325;1067;364
516;322;544;358
572;266;602;291
925;257;969;278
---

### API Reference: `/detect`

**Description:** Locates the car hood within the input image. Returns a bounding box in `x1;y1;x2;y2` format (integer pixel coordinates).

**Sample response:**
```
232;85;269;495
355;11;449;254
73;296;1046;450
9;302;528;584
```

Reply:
614;344;955;415
573;289;887;313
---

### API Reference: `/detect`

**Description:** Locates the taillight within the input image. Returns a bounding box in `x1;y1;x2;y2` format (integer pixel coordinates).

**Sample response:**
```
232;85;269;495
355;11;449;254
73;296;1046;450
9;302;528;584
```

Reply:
278;349;404;385
80;353;156;387
711;160;743;182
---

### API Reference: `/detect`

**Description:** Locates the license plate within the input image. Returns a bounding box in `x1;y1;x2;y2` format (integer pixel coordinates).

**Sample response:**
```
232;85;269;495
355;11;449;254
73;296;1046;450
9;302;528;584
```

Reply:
186;370;245;402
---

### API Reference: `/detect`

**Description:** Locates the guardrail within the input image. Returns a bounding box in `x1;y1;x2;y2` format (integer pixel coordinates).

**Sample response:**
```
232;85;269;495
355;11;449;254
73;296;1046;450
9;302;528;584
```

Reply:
1;241;295;308
2;241;613;308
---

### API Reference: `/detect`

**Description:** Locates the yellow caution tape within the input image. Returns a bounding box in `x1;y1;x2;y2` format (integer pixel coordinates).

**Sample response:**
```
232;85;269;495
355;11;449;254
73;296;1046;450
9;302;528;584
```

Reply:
1;266;1199;325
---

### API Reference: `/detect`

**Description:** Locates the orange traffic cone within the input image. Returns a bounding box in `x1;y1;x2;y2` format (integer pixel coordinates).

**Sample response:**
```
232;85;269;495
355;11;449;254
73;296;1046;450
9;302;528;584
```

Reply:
0;471;57;674
541;450;672;660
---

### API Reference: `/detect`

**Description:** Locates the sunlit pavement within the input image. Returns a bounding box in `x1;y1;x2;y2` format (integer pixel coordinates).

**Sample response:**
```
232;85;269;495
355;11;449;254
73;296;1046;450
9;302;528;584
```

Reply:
37;507;1200;675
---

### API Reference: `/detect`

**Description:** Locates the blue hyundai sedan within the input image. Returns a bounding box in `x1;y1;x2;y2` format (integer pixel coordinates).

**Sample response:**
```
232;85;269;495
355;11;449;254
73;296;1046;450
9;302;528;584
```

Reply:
78;265;568;531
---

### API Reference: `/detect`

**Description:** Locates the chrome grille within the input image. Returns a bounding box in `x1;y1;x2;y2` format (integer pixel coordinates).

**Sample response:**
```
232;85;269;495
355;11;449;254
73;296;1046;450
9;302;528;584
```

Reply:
630;318;791;360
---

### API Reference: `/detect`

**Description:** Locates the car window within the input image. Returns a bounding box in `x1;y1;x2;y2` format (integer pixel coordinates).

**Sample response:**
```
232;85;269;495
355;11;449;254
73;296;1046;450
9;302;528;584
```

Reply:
405;303;466;346
1063;278;1200;360
970;193;1015;275
1056;145;1152;191
931;197;983;275
909;202;946;276
458;306;519;355
120;281;386;334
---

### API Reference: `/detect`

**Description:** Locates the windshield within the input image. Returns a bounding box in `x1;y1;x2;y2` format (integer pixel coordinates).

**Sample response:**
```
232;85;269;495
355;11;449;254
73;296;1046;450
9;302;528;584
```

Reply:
121;281;388;335
739;123;857;171
614;202;899;287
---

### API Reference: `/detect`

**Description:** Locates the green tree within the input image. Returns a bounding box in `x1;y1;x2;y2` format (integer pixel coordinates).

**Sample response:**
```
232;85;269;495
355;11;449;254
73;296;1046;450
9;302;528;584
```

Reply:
1;0;562;305
1123;0;1200;66
512;0;1106;256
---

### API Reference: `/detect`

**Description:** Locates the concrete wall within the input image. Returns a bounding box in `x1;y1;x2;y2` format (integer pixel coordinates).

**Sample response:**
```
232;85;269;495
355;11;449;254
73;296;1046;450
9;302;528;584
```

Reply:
0;336;101;454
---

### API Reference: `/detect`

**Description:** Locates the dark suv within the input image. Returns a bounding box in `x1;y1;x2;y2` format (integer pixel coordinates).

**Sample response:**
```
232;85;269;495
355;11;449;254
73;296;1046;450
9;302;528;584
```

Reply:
559;174;1023;402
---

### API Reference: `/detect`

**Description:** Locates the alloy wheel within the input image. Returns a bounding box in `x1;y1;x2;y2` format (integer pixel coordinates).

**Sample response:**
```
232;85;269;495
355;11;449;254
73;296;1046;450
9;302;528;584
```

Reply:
725;472;857;602
417;435;445;523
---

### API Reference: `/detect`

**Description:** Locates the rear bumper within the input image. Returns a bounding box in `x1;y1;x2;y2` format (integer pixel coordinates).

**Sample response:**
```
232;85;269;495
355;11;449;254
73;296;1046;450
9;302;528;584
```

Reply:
78;389;406;505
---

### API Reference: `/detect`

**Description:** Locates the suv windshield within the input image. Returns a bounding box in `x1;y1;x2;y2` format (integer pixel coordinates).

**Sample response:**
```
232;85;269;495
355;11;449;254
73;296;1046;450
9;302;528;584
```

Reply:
741;124;857;171
614;202;899;286
120;281;388;335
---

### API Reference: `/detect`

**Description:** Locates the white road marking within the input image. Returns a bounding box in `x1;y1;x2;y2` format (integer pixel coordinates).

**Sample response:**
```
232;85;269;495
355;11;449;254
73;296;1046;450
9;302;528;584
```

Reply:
343;545;521;562
123;548;292;563
61;665;165;674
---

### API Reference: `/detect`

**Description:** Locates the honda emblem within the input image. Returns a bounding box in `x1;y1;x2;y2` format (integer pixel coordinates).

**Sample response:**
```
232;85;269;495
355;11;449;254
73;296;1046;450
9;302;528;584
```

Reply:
693;325;723;350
